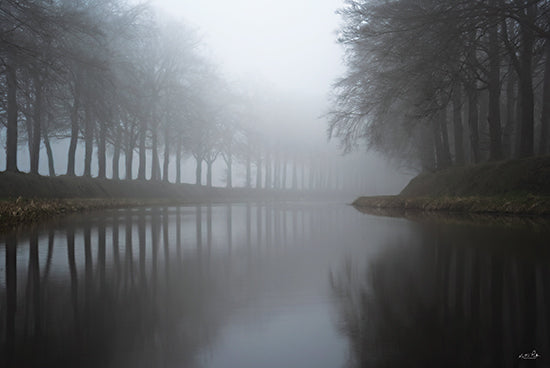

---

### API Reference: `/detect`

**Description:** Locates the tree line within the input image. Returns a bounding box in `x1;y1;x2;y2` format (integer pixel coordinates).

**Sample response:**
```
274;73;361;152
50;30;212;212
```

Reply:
329;0;550;171
0;0;355;191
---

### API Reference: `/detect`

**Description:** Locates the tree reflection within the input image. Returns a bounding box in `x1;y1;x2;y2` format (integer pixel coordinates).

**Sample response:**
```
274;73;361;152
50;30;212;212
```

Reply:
0;207;234;368
66;224;79;332
43;228;55;283
5;232;17;367
331;224;550;368
125;211;135;288
0;202;334;368
27;226;41;339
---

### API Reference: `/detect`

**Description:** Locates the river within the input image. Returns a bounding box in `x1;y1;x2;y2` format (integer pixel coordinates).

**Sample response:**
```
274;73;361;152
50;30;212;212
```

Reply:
1;201;550;367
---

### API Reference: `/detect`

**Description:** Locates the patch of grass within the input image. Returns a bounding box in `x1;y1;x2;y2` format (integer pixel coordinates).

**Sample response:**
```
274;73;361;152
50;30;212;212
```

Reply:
0;198;191;231
355;156;550;217
0;172;346;230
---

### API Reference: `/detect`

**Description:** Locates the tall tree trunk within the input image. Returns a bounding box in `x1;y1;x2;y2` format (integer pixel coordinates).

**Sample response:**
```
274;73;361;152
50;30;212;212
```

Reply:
151;130;160;181
137;120;147;180
162;126;170;183
465;28;481;164
112;125;121;180
439;111;452;168
419;121;435;171
97;121;106;179
125;125;134;180
195;156;202;186
452;87;465;165
467;87;481;163
25;111;33;167
487;8;504;161
176;136;182;184
515;89;522;158
265;151;271;189
43;129;55;177
518;2;535;158
225;153;232;189
503;66;516;158
206;160;213;187
83;103;94;177
478;90;489;159
245;146;251;188
6;51;18;173
433;118;445;169
30;73;43;174
67;80;80;176
256;157;262;189
539;41;550;155
273;154;280;189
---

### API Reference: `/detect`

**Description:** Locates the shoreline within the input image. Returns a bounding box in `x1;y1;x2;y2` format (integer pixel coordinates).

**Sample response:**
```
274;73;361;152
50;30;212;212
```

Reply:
0;172;352;230
0;196;338;231
352;195;550;217
0;198;194;231
352;156;550;219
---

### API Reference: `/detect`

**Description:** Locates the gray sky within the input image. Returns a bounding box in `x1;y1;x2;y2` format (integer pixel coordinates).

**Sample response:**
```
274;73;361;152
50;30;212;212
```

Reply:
152;0;344;99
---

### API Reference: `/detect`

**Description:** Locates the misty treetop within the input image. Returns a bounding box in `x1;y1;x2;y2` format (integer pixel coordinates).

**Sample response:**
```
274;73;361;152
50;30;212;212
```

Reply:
0;0;357;191
329;0;550;171
0;0;210;179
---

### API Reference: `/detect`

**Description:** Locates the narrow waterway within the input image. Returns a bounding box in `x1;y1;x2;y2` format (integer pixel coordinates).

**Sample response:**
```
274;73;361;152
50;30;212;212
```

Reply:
1;201;549;367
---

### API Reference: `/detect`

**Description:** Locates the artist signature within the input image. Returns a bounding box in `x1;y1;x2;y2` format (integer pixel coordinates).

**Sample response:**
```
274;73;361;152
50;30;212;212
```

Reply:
518;350;540;360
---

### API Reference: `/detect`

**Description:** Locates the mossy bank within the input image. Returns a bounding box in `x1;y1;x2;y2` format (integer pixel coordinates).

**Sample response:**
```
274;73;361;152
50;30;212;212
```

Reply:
354;156;550;216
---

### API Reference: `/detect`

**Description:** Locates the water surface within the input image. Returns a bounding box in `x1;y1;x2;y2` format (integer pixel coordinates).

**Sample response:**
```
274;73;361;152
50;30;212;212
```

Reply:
1;202;549;367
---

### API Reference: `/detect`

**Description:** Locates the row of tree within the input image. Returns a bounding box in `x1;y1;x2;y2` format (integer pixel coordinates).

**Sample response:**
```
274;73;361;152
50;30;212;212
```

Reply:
0;0;348;190
330;0;550;171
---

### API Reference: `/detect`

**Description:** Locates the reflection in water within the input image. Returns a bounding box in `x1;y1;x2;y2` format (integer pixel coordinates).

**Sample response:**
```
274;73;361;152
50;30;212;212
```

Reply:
3;204;550;367
330;222;550;368
0;202;350;368
5;232;16;367
0;209;224;367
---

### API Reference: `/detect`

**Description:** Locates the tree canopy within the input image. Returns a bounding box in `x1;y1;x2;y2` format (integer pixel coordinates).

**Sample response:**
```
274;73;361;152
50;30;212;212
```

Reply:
330;0;550;171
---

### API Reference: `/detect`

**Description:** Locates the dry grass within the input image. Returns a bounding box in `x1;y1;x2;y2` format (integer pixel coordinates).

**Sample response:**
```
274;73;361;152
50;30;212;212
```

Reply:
0;197;186;230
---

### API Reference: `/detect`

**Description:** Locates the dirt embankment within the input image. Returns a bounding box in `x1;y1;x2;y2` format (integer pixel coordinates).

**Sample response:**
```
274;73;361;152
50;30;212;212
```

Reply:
353;156;550;216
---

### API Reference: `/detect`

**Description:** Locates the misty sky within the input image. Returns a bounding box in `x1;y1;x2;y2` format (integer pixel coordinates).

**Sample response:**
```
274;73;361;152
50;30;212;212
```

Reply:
152;0;344;98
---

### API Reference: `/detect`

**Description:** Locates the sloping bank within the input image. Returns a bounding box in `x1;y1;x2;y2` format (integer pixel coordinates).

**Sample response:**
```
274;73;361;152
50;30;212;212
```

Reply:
353;155;550;216
0;172;321;229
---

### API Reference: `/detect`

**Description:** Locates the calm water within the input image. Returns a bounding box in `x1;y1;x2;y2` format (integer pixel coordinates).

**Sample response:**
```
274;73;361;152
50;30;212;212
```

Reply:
1;201;550;367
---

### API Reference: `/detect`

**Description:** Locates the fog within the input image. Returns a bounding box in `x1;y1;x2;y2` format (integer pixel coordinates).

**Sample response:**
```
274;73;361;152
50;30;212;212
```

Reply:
4;2;550;367
0;0;412;195
153;0;343;93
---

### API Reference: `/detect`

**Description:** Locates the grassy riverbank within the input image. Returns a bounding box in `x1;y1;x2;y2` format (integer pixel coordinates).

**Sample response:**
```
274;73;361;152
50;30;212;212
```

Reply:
0;171;343;229
0;198;172;229
354;156;550;216
352;194;550;216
